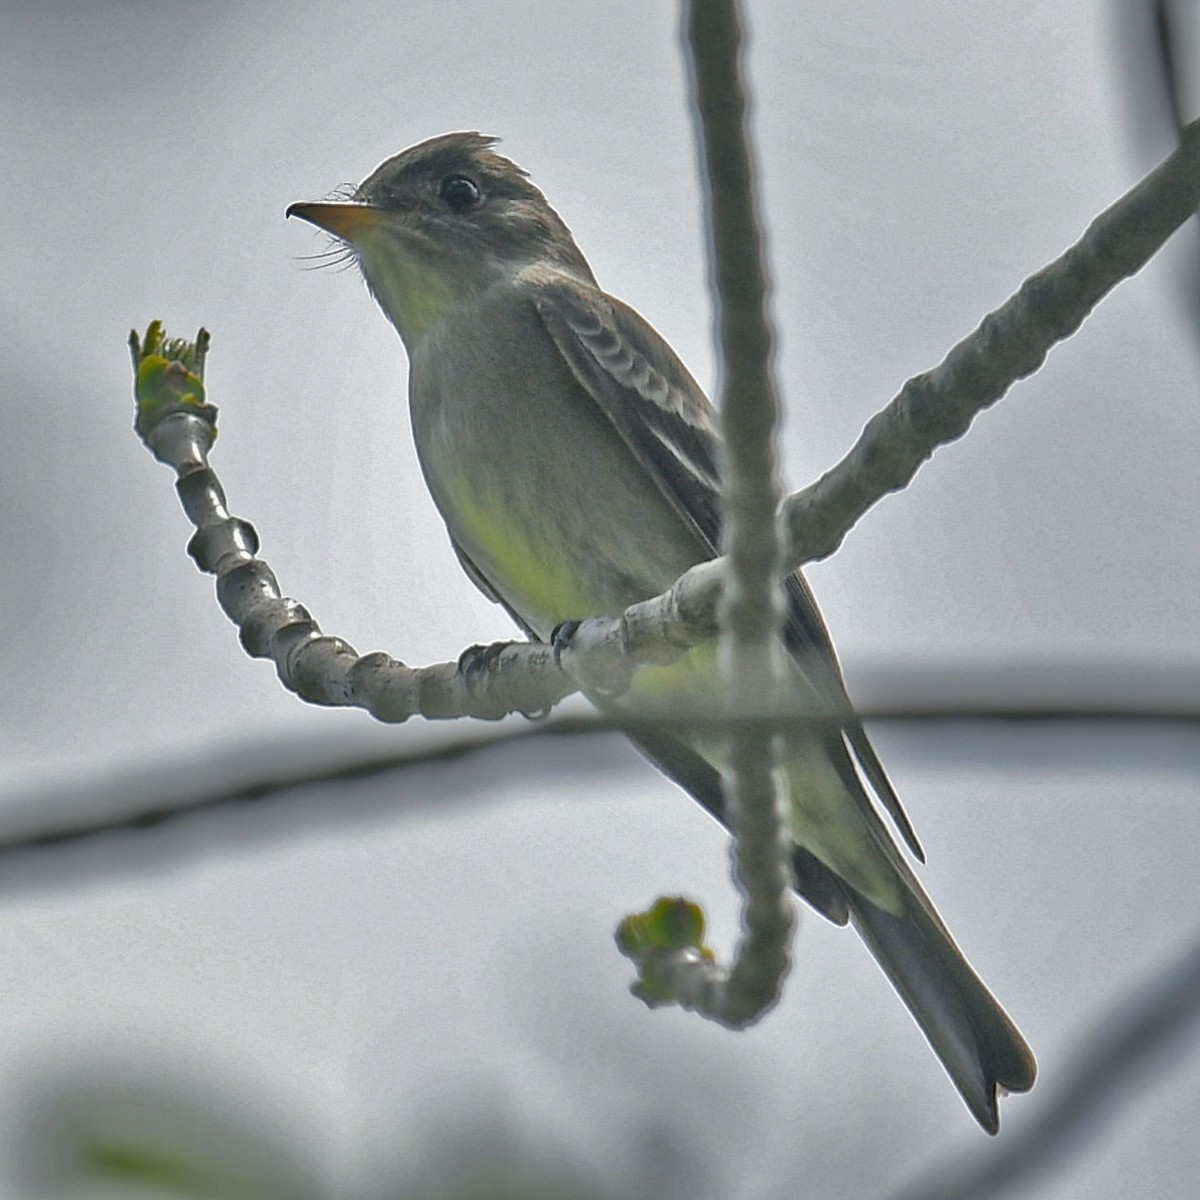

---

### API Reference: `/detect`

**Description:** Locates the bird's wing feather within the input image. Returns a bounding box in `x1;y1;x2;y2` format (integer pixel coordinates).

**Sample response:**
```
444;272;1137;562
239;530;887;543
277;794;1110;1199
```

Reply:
533;279;723;555
533;276;924;861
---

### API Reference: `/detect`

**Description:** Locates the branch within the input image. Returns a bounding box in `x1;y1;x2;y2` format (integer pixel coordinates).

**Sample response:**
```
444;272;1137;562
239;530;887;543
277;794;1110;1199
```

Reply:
131;114;1200;729
615;0;795;1029
585;112;1200;668
1152;0;1189;138
3;695;1198;868
124;326;757;733
130;322;579;723
782;114;1200;564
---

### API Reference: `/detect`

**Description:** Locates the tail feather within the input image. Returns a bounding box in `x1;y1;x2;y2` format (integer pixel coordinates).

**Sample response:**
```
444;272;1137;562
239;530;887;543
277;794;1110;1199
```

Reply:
623;725;1036;1132
847;884;1037;1134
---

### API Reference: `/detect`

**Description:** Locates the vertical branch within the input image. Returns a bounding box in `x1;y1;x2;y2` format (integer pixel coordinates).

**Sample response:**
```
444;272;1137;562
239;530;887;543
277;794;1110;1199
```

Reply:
686;0;795;1022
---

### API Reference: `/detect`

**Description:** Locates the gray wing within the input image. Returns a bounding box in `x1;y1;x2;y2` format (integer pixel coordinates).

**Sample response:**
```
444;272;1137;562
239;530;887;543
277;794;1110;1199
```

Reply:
532;276;923;863
533;278;723;554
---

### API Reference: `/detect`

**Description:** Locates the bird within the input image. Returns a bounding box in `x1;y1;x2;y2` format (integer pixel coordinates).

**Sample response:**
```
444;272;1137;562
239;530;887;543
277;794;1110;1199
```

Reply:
288;131;1036;1132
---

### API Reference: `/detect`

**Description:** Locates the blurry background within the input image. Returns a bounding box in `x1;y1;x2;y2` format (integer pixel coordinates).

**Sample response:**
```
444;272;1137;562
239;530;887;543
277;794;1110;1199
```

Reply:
2;1;1199;1196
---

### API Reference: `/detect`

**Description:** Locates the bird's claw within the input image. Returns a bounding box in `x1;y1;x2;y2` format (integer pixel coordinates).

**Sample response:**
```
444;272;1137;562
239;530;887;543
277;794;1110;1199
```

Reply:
457;640;514;685
550;620;580;669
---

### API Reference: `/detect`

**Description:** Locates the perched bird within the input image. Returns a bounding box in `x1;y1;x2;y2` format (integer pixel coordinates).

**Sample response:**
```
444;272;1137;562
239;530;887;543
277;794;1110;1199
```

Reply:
288;132;1036;1131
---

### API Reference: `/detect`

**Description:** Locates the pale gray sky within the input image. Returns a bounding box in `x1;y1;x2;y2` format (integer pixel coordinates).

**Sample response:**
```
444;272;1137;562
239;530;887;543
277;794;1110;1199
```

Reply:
2;2;1199;1196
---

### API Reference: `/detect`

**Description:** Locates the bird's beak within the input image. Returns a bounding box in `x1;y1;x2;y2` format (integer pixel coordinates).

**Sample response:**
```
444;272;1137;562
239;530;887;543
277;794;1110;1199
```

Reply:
285;201;386;243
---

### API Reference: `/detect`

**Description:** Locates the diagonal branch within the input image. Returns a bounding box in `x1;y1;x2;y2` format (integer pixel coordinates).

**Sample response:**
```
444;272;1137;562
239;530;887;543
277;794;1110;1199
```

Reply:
781;114;1200;565
585;112;1200;670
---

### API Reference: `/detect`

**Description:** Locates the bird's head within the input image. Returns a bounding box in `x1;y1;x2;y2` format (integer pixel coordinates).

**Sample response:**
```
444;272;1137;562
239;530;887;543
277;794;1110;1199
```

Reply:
288;132;595;347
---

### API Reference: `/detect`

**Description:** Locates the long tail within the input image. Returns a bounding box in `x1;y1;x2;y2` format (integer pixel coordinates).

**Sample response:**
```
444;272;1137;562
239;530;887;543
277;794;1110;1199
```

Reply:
625;726;1035;1132
847;881;1036;1133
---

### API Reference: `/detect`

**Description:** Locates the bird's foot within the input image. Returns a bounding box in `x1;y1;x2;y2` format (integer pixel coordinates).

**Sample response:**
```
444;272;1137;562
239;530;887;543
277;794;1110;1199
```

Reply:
549;620;581;669
457;639;516;683
457;639;551;721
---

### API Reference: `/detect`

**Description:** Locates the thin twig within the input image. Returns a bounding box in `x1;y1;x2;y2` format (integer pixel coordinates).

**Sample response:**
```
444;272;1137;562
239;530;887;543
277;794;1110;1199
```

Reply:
2;699;1196;866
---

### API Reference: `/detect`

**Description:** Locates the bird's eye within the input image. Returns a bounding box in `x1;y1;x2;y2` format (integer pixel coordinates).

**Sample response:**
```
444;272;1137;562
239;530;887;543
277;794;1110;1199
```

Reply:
439;174;481;211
